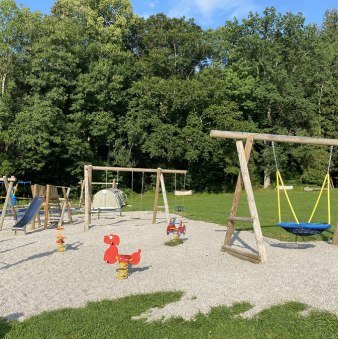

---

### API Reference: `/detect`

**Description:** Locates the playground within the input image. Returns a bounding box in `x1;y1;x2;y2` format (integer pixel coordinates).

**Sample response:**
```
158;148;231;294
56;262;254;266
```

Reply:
0;131;338;337
1;210;337;324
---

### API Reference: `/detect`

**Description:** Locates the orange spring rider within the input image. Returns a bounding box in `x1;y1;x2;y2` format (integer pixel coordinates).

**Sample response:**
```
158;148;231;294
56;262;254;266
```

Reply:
56;225;65;252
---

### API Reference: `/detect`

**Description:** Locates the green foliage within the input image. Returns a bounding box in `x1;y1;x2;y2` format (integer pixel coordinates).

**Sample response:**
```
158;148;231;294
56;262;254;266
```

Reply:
164;237;184;246
0;292;337;338
0;1;336;190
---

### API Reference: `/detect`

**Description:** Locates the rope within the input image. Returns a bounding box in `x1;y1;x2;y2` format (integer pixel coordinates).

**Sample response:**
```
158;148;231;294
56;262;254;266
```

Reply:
138;172;145;214
174;173;177;208
271;142;279;171
308;146;334;224
182;173;187;209
130;171;134;218
272;142;299;224
273;142;334;226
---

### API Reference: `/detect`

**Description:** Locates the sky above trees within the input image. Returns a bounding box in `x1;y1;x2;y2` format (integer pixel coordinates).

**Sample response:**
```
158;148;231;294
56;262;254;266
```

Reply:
14;0;337;28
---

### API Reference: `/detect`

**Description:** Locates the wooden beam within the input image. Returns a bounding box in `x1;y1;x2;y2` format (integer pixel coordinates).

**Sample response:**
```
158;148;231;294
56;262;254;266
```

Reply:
0;180;15;231
210;130;338;146
228;216;253;222
44;184;50;229
160;173;170;223
4;176;17;222
84;165;92;231
224;139;253;246
91;166;187;174
79;181;116;185
152;168;161;224
236;140;267;263
221;246;261;264
333;218;338;245
0;176;16;182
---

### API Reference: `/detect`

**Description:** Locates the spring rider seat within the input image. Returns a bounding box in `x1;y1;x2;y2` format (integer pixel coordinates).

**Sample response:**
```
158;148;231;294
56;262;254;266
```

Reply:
103;234;141;280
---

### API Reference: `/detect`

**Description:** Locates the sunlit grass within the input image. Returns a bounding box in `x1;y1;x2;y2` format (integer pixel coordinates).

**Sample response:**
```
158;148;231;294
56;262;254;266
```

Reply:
123;188;338;242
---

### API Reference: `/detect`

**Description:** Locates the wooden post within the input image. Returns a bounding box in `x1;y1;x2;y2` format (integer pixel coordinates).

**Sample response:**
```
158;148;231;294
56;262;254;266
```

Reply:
3;176;17;221
79;180;84;207
236;140;267;263
160;173;170;223
60;186;72;225
84;165;92;231
333;218;338;245
224;138;253;246
44;184;51;229
152;168;162;224
0;180;14;231
31;184;37;230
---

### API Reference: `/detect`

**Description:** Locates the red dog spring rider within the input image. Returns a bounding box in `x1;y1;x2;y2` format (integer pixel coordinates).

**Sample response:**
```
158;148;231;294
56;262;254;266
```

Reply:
166;218;186;240
103;234;141;280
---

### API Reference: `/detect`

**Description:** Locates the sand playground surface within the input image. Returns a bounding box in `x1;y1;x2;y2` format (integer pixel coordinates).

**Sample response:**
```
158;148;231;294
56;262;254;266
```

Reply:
0;211;337;321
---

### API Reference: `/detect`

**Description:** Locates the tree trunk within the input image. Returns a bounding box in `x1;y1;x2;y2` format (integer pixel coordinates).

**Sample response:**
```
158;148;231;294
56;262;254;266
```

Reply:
263;168;271;188
264;104;272;188
1;73;6;96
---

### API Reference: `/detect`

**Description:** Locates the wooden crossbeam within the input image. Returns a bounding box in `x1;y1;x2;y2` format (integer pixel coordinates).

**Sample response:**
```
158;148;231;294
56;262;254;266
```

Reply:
228;216;253;222
221;246;261;264
210;130;338;146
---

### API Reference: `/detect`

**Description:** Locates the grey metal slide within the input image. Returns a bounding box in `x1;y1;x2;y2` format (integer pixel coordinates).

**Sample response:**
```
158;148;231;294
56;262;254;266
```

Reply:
12;196;44;231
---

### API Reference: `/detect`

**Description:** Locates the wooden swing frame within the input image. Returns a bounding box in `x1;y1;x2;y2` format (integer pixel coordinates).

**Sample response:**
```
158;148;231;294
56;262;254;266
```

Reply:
83;165;187;232
210;130;338;263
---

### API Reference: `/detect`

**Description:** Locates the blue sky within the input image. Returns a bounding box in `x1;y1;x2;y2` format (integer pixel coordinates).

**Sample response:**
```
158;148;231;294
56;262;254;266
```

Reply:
14;0;337;28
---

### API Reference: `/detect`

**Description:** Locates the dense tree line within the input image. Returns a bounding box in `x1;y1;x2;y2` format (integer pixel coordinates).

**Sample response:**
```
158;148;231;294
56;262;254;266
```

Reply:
0;0;337;191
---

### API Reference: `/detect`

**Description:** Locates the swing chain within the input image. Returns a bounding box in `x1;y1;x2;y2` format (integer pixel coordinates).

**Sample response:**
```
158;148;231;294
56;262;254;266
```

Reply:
327;146;333;173
271;142;279;171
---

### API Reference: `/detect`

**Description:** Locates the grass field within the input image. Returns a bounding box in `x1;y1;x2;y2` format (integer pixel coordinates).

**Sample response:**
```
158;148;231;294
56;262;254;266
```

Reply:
1;292;337;339
124;188;338;242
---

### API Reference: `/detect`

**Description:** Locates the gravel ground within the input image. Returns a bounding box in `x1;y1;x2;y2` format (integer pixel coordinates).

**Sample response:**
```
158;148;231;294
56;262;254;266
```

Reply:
0;211;337;322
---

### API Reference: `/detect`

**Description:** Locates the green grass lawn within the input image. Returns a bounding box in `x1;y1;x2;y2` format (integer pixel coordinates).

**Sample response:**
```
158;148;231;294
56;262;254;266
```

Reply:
1;292;337;339
124;188;338;242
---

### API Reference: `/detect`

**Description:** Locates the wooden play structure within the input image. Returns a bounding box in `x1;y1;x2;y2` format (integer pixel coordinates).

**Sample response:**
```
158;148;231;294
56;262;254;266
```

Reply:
210;130;338;263
83;165;187;231
0;177;72;233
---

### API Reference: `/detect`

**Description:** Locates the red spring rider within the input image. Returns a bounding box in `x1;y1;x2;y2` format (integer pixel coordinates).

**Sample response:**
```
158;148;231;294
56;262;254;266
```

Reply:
103;234;141;280
166;218;186;240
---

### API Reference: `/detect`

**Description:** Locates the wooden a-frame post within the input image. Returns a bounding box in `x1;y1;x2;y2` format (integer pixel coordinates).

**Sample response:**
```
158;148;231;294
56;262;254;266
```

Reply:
0;176;18;231
333;218;338;245
221;138;267;264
